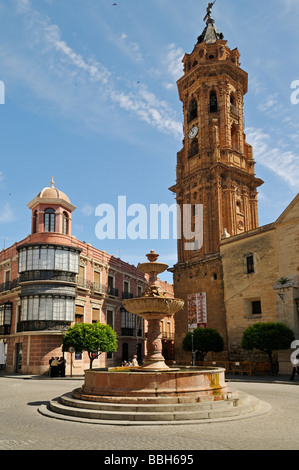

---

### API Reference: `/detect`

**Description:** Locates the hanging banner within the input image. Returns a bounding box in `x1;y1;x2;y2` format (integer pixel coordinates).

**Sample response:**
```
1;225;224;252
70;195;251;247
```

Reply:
187;293;207;330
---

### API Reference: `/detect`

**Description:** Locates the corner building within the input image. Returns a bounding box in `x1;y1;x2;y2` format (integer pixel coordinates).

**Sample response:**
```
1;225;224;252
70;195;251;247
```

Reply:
169;10;265;360
0;179;174;375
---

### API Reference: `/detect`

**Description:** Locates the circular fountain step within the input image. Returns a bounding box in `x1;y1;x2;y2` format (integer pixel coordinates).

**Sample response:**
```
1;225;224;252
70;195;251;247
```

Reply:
38;390;271;425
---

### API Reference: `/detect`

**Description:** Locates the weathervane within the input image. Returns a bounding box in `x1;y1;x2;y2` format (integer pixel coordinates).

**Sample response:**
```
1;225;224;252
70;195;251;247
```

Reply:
203;0;216;22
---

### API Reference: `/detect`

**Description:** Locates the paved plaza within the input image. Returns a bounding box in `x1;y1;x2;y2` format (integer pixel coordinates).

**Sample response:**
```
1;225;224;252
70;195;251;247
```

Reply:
0;373;299;451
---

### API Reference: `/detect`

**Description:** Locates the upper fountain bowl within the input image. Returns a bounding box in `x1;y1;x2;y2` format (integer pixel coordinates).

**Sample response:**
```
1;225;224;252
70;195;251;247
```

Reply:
137;250;168;275
137;262;168;275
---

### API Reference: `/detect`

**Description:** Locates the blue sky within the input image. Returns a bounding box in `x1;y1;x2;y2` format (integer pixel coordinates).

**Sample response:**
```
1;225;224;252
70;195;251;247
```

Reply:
0;0;298;283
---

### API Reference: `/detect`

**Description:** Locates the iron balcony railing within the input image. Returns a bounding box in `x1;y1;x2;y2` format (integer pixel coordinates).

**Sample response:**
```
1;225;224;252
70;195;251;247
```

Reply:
121;327;135;336
0;278;20;293
76;277;92;289
0;325;11;335
122;292;134;299
108;287;119;297
161;332;175;341
92;282;107;294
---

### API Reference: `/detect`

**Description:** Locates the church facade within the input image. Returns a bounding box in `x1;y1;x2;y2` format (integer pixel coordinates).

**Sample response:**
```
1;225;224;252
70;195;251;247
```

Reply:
169;7;299;372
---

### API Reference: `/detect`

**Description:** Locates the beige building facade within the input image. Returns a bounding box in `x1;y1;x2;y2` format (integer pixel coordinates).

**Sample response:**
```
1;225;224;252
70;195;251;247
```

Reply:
221;195;299;372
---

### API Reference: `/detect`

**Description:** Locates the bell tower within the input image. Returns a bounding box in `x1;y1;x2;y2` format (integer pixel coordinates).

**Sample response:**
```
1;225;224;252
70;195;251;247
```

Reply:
169;3;263;359
170;3;263;263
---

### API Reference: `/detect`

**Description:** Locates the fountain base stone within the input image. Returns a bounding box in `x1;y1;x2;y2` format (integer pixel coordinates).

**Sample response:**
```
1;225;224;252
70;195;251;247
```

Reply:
38;366;271;424
77;366;228;403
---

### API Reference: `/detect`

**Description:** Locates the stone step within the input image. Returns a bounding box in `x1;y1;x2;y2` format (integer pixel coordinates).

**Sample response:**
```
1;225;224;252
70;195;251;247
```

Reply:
60;393;239;413
71;387;232;405
37;392;270;425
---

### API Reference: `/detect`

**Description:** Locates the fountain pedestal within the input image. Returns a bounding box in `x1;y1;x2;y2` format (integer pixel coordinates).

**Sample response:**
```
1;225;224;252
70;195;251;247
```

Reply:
143;317;166;369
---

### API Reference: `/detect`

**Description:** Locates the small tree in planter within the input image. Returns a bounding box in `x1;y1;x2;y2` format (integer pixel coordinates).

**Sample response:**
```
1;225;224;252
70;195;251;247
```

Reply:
241;322;295;374
62;322;118;370
182;327;224;362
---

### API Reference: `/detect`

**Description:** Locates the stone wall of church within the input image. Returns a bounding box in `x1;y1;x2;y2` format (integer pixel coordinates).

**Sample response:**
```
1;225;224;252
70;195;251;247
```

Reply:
220;226;278;353
173;255;227;362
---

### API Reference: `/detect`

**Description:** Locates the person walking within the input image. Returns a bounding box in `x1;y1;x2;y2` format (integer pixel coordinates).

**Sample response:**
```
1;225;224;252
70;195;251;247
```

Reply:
290;355;299;381
50;357;59;377
58;357;66;377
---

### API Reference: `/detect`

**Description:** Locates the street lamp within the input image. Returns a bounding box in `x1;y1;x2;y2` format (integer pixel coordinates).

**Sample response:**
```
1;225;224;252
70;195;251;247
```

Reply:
189;328;195;366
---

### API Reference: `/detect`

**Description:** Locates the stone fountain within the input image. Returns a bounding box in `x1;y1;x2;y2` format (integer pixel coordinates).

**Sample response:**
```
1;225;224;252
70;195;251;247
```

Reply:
39;251;271;424
123;250;184;370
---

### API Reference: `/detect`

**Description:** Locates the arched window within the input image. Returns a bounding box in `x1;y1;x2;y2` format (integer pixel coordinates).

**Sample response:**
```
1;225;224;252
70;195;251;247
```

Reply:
236;201;242;214
62;212;69;235
32;210;37;234
44;208;55;233
231;124;238;150
230;92;238;115
209;91;218;113
122;343;129;362
188;138;199;159
188;99;198;122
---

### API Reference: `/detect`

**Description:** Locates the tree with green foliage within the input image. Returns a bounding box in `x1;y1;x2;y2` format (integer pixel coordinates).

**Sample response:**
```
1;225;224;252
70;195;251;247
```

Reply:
241;322;295;374
182;327;224;362
62;322;118;369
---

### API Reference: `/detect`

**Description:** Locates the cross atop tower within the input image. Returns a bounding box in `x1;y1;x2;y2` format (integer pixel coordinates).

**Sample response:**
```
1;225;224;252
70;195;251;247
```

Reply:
197;1;224;45
203;1;216;23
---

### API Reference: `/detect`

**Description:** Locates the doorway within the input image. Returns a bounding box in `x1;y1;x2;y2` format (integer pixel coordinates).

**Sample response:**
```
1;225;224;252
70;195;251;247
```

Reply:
0;341;6;370
122;343;129;363
15;343;22;373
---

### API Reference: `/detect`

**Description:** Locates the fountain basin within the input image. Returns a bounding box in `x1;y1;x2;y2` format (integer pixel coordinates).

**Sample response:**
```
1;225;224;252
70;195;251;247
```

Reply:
123;296;184;318
73;366;228;404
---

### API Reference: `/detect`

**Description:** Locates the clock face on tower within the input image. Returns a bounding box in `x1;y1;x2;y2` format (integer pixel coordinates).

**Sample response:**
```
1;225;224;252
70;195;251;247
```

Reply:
188;126;198;139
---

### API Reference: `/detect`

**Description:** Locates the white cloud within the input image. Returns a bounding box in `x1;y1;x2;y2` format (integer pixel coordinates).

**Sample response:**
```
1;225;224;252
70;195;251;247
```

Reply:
248;75;265;96
118;33;143;63
257;94;280;113
247;127;299;188
80;204;95;217
166;43;184;81
110;84;182;138
9;2;182;140
15;0;30;13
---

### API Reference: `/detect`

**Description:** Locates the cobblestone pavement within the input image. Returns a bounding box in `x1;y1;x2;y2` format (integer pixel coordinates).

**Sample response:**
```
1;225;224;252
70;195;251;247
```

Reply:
0;374;299;451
